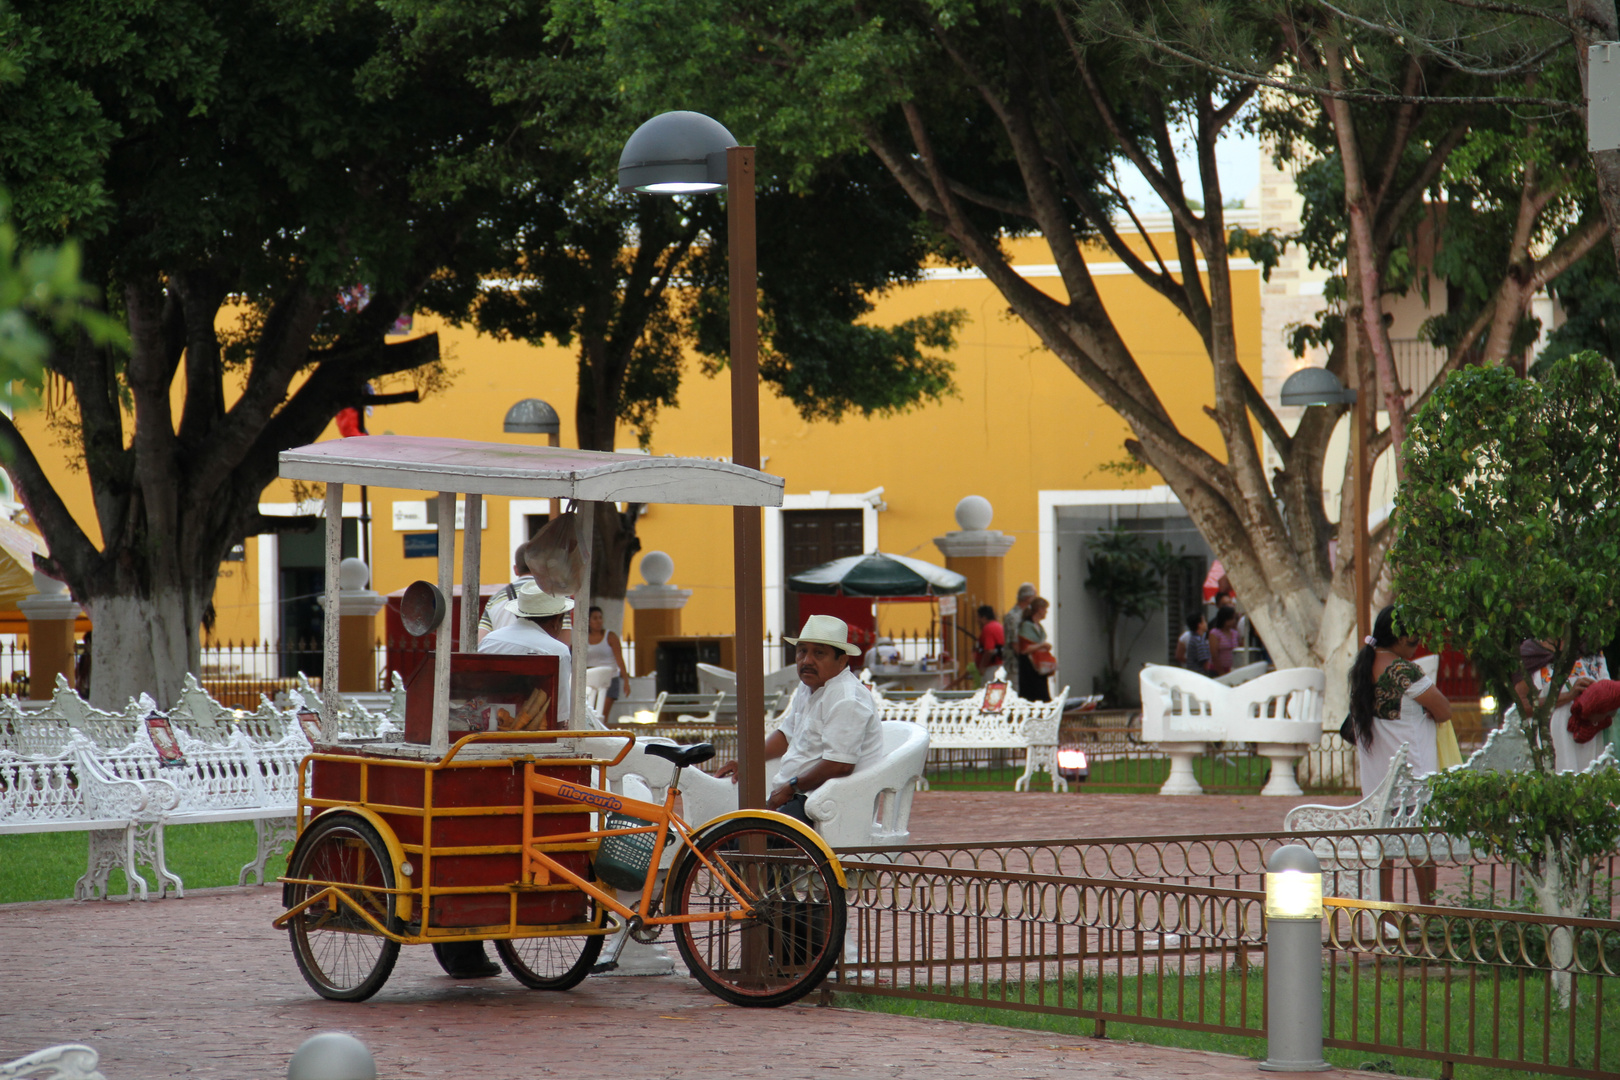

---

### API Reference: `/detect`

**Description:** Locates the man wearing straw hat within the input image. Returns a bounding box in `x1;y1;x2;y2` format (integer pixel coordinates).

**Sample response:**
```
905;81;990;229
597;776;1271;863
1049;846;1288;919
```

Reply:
427;581;577;980
717;614;883;826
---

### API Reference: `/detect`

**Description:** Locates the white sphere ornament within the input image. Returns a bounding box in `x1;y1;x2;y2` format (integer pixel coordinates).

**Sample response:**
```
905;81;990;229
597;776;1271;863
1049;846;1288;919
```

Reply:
640;550;675;586
954;495;994;532
337;558;371;591
287;1033;376;1080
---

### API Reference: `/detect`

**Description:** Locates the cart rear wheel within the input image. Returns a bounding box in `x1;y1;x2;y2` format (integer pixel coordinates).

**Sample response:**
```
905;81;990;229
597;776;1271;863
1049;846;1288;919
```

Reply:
494;912;603;991
283;812;401;1001
668;816;845;1008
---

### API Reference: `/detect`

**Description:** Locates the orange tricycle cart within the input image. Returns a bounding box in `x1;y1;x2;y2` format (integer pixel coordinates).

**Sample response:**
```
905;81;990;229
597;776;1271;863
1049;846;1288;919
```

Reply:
271;436;846;1008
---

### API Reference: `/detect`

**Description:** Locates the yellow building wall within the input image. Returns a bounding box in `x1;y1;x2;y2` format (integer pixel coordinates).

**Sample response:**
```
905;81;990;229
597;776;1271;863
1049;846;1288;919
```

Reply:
6;234;1260;651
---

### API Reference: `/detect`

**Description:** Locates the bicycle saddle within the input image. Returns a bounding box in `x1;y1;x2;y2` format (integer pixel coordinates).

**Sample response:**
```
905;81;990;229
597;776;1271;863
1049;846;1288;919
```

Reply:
643;742;716;769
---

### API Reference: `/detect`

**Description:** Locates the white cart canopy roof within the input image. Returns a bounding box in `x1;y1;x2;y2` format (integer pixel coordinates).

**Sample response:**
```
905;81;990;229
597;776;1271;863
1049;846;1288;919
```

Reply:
279;435;784;506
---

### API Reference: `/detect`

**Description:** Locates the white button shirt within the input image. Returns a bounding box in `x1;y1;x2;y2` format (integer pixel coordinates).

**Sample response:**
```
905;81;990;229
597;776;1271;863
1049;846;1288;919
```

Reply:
772;666;884;788
478;619;571;723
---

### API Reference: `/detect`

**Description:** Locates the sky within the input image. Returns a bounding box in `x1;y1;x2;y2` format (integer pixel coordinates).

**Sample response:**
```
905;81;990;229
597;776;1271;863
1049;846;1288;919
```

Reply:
1112;125;1263;212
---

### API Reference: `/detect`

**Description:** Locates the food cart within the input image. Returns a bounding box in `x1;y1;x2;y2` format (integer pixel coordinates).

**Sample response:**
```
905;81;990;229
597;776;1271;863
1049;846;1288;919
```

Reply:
271;435;845;1008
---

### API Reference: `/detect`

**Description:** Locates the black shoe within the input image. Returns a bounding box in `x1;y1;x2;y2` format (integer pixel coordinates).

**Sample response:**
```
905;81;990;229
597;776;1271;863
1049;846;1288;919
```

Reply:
433;941;502;979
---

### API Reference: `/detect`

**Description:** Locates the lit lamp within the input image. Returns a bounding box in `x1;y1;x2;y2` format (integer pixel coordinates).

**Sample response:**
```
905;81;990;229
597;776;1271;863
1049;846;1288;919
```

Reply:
619;111;768;811
1280;365;1370;649
1261;844;1330;1072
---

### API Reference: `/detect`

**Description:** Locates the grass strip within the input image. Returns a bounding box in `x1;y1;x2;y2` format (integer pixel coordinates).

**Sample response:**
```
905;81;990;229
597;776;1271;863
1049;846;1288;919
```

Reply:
0;822;271;903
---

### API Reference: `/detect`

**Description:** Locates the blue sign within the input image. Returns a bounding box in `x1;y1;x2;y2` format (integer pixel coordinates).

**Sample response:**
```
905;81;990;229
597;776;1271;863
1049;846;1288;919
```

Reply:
403;533;438;559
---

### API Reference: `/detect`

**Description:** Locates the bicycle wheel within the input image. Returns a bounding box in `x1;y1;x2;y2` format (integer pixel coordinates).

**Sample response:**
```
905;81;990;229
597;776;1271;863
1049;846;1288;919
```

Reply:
283;811;401;1002
668;815;845;1008
494;911;604;991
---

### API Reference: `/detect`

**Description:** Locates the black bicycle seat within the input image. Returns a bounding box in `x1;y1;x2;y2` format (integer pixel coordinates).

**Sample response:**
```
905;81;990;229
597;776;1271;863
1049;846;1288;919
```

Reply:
643;742;716;769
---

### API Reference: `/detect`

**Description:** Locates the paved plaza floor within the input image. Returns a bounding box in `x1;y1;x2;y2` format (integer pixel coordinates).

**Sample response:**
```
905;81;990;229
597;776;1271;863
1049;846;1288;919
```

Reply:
1;792;1365;1080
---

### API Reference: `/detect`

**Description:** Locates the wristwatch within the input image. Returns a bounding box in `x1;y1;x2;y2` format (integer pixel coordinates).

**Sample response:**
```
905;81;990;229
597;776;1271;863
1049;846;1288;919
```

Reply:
788;775;801;796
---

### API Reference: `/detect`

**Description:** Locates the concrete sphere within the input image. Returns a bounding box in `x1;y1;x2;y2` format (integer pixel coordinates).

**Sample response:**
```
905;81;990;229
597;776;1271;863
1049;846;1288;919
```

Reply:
31;570;68;595
640;550;675;587
287;1033;376;1080
954;495;994;532
338;558;371;591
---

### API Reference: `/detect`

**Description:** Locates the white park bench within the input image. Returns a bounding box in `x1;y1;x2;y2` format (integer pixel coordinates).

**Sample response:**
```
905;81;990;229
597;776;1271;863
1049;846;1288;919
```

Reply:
0;736;170;900
1138;664;1324;796
899;678;1071;792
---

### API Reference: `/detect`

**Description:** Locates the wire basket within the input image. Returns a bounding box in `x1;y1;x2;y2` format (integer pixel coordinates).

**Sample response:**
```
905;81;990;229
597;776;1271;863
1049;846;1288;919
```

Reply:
594;812;657;890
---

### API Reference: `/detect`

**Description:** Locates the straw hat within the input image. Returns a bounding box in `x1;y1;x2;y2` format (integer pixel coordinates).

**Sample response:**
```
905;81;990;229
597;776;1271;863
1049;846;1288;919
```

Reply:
784;614;861;656
505;581;574;619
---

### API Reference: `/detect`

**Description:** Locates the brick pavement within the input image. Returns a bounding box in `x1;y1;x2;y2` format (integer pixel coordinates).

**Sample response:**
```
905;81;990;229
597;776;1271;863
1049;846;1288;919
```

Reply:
1;791;1372;1080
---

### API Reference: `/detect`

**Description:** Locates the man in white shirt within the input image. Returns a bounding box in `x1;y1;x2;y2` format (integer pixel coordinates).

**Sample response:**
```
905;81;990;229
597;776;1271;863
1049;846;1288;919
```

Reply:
438;582;575;980
478;582;573;724
717;614;882;827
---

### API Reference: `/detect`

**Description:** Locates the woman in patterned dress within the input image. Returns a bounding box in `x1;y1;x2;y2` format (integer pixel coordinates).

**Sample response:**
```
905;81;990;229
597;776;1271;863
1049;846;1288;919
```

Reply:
1523;640;1608;774
1348;604;1452;907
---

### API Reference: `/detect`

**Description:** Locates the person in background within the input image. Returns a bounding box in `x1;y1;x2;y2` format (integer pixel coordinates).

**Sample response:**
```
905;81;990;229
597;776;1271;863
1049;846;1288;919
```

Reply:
1175;612;1210;672
586;605;630;721
1517;637;1608;774
974;604;1005;682
1207;607;1241;677
1013;596;1053;703
1348;604;1449;907
1002;583;1036;696
864;635;902;669
477;543;534;646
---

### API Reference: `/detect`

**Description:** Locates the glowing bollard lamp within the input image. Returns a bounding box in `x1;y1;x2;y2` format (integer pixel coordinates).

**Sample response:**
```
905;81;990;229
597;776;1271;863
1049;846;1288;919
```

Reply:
1260;844;1331;1072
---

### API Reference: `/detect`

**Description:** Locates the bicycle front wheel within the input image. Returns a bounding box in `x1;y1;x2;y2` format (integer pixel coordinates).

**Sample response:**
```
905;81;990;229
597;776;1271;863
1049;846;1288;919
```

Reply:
668;815;845;1007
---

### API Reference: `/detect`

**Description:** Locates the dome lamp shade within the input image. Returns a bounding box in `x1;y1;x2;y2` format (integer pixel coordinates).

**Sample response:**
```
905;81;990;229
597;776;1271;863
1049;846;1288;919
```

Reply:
618;111;738;193
1280;367;1358;407
504;398;560;435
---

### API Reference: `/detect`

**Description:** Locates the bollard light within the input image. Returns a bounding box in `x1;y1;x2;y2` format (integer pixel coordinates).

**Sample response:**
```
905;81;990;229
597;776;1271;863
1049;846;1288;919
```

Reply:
287;1033;376;1080
627;709;659;725
1260;844;1330;1073
1479;694;1498;715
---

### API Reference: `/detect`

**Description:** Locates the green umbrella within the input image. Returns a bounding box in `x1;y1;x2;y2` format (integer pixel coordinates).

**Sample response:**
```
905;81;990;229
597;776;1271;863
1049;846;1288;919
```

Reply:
787;551;967;598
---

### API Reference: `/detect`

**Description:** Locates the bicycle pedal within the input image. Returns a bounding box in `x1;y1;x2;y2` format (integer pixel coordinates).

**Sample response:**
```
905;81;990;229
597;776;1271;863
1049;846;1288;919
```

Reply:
589;961;619;975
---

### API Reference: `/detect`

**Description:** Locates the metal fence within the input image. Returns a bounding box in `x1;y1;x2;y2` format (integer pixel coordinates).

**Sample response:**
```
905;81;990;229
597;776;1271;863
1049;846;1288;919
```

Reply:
828;830;1620;1078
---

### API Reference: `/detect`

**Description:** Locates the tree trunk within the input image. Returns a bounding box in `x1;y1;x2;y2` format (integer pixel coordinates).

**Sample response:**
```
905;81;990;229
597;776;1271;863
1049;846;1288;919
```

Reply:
1526;849;1591;1010
84;588;203;711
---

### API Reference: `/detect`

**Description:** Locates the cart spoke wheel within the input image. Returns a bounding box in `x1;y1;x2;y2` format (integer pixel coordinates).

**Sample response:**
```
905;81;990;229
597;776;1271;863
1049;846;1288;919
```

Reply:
669;816;845;1008
283;812;401;1001
494;913;603;991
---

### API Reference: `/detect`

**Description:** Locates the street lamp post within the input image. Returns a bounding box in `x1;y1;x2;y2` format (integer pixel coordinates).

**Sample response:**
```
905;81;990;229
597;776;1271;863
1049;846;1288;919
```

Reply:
619;112;767;811
1280;367;1370;646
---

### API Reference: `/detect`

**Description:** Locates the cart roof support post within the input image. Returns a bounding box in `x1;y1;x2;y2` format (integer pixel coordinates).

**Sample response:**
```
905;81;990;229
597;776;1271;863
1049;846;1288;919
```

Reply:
460;493;482;658
571;502;595;729
432;491;456;753
321;482;344;742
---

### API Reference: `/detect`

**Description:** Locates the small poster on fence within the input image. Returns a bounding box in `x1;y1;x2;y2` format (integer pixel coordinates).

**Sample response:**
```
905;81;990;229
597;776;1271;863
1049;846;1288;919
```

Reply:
146;714;186;767
298;710;324;743
980;681;1008;714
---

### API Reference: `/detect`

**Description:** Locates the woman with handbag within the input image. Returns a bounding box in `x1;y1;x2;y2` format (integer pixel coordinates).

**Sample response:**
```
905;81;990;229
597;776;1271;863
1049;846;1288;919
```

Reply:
1015;596;1055;702
1348;604;1451;909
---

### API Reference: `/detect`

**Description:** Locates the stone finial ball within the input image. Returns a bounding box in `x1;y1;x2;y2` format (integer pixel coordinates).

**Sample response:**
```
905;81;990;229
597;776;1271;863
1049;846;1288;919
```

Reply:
337;557;371;591
954;495;994;532
640;550;675;586
287;1033;376;1080
30;570;69;595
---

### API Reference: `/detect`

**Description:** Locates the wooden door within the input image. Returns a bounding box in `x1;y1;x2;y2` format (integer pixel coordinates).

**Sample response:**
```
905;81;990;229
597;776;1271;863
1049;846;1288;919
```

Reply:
783;510;864;664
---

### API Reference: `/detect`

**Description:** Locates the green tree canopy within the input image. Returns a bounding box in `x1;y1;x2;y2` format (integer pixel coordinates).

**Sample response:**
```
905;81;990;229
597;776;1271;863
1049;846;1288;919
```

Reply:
1391;354;1620;770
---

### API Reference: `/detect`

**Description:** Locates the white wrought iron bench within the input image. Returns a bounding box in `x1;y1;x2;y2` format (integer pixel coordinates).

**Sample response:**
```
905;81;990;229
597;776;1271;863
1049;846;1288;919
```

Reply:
1138;664;1324;796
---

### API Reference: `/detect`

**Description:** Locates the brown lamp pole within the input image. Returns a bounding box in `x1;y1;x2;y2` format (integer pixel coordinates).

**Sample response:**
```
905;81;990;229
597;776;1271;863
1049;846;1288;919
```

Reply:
620;113;766;810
